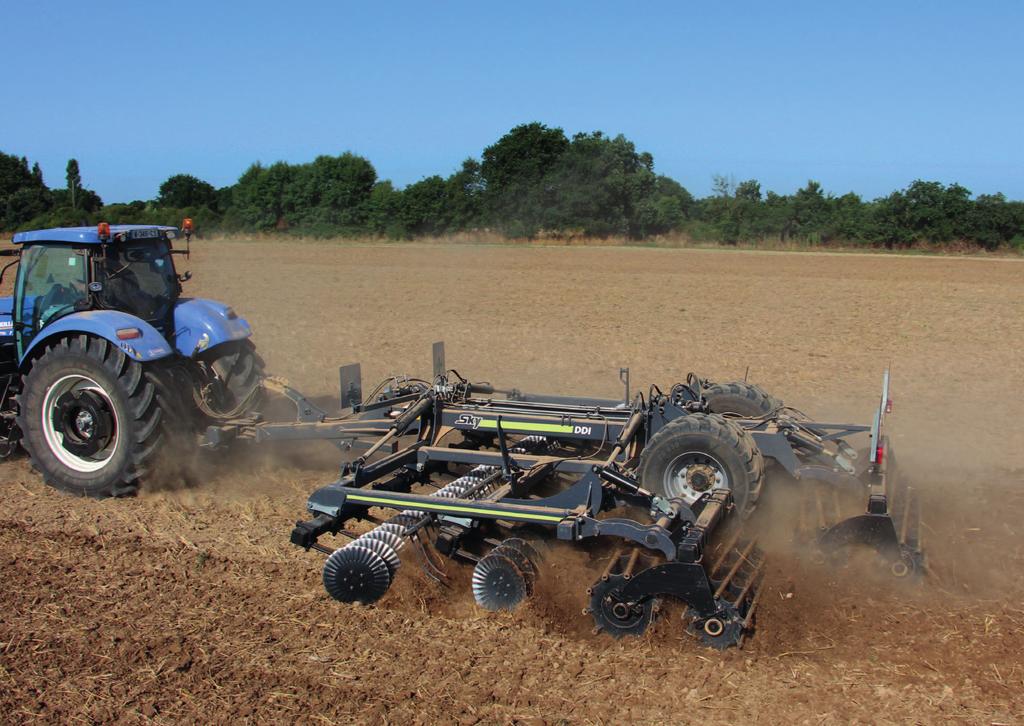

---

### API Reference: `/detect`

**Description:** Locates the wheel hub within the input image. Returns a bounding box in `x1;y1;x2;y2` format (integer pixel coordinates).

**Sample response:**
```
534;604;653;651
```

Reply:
52;390;113;457
664;452;729;503
686;464;717;493
75;410;95;438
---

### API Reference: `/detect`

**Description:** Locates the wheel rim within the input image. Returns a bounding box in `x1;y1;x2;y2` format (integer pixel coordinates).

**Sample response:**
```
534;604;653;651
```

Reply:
663;451;729;503
41;374;120;473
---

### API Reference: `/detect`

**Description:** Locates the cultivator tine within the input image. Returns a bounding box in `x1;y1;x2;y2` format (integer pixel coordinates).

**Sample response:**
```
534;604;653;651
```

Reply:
741;572;766;630
601;547;623;581
732;556;765;608
710;526;744;577
411;530;450;586
622;548;642;579
714;539;758;600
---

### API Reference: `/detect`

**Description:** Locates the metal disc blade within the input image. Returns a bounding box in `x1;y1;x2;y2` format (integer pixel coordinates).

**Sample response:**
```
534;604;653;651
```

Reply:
498;538;542;571
359;528;405;553
354;538;402;579
492;543;537;588
388;514;421;529
472;553;528;612
322;545;391;604
374;522;409;541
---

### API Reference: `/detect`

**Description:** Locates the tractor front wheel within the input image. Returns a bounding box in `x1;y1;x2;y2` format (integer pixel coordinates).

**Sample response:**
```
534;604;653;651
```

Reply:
193;340;265;420
16;336;169;497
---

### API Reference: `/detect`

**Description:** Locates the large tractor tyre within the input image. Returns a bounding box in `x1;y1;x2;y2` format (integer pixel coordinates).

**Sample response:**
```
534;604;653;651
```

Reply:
638;413;765;517
194;339;265;419
16;336;170;497
703;381;781;418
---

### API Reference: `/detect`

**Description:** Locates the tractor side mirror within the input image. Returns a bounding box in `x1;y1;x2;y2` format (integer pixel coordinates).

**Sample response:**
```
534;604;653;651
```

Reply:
178;271;192;283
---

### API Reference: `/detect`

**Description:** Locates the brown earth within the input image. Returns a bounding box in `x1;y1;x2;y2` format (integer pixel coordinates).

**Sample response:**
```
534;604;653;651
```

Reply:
2;241;1023;724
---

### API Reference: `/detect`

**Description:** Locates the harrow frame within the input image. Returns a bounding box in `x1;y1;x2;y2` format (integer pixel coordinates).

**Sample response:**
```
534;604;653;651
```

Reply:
220;343;922;648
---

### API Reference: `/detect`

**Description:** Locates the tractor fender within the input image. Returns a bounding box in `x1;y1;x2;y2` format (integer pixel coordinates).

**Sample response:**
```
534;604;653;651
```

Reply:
19;310;174;367
171;298;252;358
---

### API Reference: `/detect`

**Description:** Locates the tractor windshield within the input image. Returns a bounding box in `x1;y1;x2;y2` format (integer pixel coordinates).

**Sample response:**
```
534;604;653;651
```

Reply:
98;240;178;325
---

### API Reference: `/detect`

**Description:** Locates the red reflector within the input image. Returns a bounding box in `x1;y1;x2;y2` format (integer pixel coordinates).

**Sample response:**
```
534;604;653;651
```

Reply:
885;398;893;414
875;443;885;466
116;328;142;340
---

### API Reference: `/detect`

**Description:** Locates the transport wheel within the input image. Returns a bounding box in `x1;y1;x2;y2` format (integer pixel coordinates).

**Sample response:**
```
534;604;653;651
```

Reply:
703;381;781;418
638;413;765;517
16;336;170;497
195;339;265;419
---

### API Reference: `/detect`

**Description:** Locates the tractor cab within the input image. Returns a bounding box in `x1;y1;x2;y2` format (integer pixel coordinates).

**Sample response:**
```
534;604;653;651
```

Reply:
4;222;193;358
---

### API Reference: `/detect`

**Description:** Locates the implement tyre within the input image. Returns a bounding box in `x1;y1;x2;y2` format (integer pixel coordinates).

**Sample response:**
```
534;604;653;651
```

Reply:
639;413;765;517
703;381;781;418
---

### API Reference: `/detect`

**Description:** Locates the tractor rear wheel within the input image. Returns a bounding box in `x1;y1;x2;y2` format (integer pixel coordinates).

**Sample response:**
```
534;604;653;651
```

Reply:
16;336;173;497
703;381;781;418
638;413;765;517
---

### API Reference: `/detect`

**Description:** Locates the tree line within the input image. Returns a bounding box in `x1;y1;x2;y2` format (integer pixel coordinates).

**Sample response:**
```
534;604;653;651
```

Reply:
3;123;1023;250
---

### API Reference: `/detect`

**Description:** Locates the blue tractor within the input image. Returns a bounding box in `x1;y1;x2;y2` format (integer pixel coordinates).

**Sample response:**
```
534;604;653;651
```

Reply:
0;222;264;496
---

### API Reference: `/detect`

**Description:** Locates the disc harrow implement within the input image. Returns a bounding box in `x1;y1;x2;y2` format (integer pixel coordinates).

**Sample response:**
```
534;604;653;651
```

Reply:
283;342;925;650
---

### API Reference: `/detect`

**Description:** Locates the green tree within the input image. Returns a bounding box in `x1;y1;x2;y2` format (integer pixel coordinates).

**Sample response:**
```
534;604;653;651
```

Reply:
443;158;484;231
636;176;694;236
542;132;657;237
399;176;448;235
365;181;405;237
965;193;1023;249
0;153;56;229
791;180;831;240
66;158;82;210
226;162;296;230
480;122;570;235
286;153;377;232
158;174;218;209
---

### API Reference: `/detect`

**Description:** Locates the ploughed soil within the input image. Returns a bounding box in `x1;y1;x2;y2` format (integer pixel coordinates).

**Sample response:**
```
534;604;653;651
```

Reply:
2;241;1023;724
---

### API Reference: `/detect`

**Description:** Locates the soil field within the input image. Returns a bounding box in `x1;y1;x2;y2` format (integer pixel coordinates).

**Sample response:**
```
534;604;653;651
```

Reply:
2;241;1023;724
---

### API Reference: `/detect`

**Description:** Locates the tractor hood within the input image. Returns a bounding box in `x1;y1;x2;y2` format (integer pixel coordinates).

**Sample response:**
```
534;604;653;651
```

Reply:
173;298;253;358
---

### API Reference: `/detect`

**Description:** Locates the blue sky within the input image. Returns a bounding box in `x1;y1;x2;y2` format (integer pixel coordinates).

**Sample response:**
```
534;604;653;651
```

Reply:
3;1;1021;203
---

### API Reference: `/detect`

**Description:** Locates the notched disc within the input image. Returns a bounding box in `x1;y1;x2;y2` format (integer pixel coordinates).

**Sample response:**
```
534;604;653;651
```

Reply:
354;538;402;580
472;553;529;612
492;541;538;587
497;538;542;569
322;544;391;604
359;528;405;554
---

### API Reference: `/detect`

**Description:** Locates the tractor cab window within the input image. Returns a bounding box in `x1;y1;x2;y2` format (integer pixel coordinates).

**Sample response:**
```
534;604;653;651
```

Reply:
97;240;178;325
14;244;89;348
